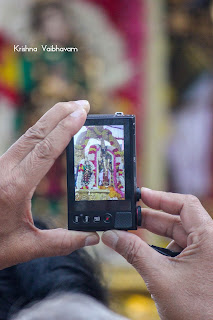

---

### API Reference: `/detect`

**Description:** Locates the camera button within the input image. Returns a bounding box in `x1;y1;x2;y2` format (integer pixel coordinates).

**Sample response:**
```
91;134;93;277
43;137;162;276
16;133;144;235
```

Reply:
93;216;101;223
83;215;90;223
73;215;80;224
104;213;112;223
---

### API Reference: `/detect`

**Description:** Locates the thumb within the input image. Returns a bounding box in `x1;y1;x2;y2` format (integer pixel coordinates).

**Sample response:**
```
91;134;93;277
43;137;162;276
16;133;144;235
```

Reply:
102;230;167;285
36;229;100;257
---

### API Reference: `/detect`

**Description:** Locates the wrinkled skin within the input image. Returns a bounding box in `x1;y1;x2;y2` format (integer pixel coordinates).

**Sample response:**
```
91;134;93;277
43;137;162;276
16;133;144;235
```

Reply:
1;100;213;319
102;188;213;320
0;100;99;270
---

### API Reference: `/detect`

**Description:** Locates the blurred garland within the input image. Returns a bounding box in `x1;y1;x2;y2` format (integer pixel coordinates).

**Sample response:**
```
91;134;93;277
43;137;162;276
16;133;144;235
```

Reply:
167;0;213;108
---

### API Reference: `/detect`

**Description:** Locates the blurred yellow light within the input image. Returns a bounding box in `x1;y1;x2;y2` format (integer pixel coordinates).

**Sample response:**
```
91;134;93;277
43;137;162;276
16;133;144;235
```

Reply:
124;295;160;320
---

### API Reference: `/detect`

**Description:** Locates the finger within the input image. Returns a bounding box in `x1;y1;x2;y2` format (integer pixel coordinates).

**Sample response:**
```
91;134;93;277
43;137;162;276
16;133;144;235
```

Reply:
36;229;100;257
142;188;186;215
142;208;187;248
0;229;99;269
3;100;90;167
102;230;167;286
166;240;183;252
18;105;88;190
141;188;211;233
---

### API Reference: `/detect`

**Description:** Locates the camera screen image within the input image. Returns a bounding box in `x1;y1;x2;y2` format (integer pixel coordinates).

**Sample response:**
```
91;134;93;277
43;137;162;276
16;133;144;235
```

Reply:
74;125;125;201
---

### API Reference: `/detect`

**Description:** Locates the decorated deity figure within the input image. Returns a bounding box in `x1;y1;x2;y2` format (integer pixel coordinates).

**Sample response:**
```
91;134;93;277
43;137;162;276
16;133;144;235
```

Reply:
82;160;93;187
76;158;95;190
99;158;112;187
76;126;125;199
98;140;113;187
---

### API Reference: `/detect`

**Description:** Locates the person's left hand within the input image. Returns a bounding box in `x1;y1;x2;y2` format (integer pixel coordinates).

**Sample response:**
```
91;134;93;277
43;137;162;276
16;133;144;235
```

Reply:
0;100;99;270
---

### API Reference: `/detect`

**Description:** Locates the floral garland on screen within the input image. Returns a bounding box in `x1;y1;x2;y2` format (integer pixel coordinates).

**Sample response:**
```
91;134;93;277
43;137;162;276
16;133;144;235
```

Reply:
88;145;99;186
107;149;125;198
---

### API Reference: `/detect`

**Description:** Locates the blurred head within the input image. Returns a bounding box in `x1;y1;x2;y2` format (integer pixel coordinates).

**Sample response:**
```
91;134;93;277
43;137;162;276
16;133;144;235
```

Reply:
31;1;71;43
0;219;107;319
12;293;128;320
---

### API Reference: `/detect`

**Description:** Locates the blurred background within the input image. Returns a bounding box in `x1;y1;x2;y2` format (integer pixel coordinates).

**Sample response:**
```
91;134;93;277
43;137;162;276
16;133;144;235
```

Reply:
0;0;213;319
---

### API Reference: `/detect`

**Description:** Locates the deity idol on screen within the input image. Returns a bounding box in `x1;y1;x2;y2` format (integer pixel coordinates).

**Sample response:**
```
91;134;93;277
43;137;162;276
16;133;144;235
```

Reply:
74;126;125;201
76;157;95;189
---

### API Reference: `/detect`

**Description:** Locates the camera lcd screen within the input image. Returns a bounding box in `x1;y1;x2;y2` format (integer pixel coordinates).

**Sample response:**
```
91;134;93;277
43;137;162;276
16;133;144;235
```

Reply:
74;125;125;201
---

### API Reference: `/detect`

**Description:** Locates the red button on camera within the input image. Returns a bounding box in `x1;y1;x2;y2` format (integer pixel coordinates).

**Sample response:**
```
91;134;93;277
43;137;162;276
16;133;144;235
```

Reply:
104;214;112;223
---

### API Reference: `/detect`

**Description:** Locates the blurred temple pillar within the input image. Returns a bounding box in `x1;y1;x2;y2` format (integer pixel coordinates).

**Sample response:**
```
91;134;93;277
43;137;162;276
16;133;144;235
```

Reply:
142;0;170;191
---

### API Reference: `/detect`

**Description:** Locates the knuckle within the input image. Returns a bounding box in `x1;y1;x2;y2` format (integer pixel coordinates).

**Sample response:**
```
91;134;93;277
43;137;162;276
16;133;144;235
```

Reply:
24;123;46;141
158;193;164;209
0;183;12;202
0;158;9;175
0;178;19;204
167;217;181;238
185;194;200;206
187;226;209;248
124;238;143;266
58;229;72;255
55;102;70;114
58;117;72;131
35;138;54;159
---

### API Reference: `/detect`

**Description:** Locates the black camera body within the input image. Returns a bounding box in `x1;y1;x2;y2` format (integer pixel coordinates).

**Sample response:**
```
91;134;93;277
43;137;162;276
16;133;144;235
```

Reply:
66;112;141;231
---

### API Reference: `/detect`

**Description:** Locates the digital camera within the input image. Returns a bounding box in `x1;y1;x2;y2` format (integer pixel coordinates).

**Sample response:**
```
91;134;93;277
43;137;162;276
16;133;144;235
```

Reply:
66;112;141;231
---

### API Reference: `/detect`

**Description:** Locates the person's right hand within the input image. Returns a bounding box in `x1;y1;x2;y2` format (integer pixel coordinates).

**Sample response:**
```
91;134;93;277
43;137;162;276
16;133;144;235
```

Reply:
102;188;213;320
0;100;99;270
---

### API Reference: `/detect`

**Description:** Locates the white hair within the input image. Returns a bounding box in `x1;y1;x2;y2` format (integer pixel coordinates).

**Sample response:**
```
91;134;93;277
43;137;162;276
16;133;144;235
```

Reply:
12;293;129;320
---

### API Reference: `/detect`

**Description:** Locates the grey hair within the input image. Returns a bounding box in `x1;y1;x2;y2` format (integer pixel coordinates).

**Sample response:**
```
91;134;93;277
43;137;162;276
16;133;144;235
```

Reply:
12;293;129;320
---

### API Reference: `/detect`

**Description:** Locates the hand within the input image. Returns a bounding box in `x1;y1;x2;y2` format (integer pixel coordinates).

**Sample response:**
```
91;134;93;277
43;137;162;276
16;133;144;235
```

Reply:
0;100;99;270
102;188;213;320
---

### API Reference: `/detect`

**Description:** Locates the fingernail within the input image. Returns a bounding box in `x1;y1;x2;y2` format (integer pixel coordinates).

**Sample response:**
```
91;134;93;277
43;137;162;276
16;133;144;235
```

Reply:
85;234;99;246
75;100;90;109
142;187;152;192
102;230;119;249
